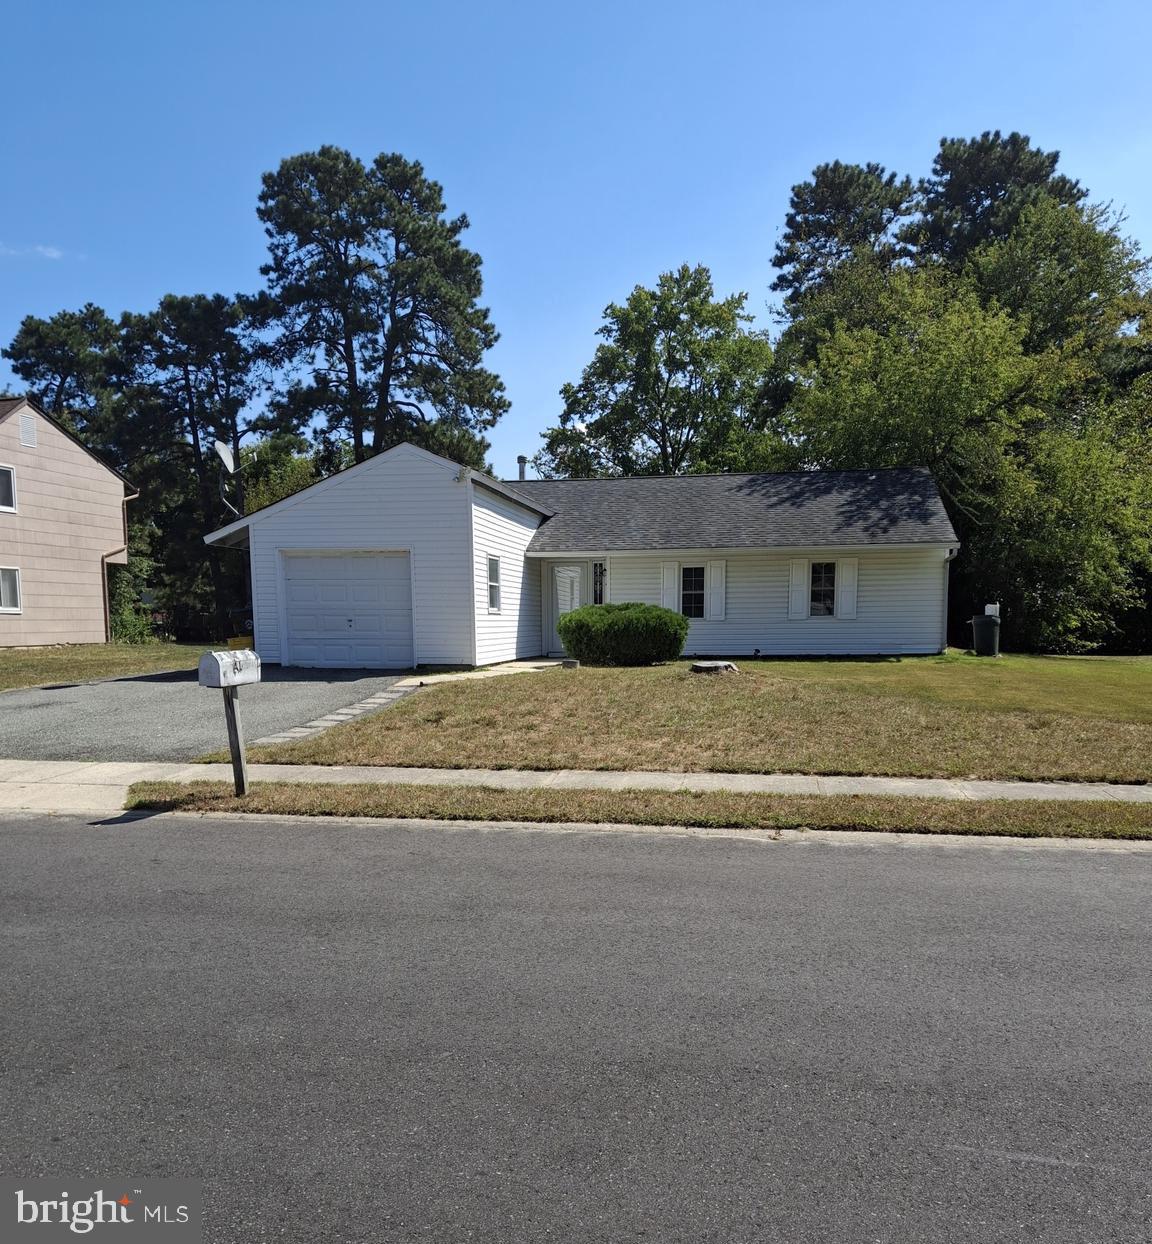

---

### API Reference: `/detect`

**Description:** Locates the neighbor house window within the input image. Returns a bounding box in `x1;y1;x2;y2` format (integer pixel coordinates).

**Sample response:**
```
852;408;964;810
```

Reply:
0;567;20;612
0;467;14;512
810;561;836;616
681;565;705;618
592;561;606;605
487;556;501;612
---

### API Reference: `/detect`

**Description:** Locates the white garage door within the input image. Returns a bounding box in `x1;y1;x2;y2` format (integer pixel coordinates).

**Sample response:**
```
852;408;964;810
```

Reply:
283;552;414;668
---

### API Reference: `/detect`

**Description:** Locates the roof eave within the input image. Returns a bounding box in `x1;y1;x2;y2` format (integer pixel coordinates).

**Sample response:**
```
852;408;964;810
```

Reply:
525;540;959;557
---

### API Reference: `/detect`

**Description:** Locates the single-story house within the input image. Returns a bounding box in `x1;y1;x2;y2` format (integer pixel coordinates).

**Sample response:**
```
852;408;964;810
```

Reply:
203;441;959;668
0;396;134;648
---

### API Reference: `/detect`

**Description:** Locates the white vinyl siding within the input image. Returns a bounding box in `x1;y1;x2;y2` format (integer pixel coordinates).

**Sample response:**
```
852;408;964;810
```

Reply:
596;549;948;655
247;445;473;666
471;486;543;665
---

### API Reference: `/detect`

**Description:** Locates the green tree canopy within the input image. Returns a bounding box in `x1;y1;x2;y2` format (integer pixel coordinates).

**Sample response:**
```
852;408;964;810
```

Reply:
1;303;124;454
536;264;775;477
771;161;914;309
258;146;507;466
905;129;1086;268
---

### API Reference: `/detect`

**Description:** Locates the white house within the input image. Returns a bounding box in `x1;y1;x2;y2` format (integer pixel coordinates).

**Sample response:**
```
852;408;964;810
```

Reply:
203;442;959;668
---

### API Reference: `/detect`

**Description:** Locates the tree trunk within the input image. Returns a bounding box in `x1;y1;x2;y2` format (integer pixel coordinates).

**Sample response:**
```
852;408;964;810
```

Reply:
182;367;230;638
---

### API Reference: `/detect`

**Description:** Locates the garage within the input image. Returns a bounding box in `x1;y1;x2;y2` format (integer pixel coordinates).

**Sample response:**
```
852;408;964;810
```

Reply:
283;552;414;669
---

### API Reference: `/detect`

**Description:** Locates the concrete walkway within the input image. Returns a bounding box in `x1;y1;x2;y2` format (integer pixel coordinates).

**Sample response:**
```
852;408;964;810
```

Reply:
248;659;564;746
0;757;1148;817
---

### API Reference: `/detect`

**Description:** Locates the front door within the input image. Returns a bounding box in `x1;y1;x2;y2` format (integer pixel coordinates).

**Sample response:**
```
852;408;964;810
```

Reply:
549;562;587;654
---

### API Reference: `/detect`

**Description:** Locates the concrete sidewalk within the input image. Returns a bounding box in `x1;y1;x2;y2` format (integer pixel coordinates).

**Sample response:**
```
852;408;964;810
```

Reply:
0;757;1148;817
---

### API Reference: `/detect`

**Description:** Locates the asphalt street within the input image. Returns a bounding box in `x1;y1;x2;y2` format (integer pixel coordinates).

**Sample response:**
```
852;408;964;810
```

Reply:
3;813;1149;1242
0;667;403;761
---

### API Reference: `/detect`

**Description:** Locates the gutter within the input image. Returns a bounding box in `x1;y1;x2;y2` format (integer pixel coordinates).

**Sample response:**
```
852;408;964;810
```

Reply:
102;487;140;642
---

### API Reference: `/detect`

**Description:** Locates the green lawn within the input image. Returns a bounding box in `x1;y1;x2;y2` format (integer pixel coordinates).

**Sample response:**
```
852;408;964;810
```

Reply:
246;652;1152;784
0;642;205;692
127;780;1152;841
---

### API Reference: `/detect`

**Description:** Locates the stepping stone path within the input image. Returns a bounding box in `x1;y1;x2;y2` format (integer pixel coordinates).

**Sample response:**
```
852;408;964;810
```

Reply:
250;683;419;746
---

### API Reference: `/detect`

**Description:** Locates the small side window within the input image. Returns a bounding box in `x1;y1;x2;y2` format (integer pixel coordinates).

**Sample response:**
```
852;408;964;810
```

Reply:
681;565;705;618
0;567;21;612
0;467;14;512
592;561;606;605
487;556;501;612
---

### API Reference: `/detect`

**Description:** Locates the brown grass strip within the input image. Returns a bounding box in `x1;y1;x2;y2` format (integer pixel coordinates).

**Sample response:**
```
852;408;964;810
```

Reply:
126;781;1152;840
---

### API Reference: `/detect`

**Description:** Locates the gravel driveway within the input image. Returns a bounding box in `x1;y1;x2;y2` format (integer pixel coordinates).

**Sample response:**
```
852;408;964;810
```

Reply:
0;666;405;761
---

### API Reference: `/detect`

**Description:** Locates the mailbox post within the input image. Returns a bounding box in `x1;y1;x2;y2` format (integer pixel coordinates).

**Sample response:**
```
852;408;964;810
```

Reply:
198;650;261;795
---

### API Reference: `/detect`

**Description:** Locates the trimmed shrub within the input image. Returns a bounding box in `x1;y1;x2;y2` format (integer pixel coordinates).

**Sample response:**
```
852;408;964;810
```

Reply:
557;602;689;666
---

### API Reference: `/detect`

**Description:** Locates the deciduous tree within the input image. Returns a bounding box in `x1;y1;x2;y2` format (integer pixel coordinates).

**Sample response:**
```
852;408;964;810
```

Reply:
536;265;774;477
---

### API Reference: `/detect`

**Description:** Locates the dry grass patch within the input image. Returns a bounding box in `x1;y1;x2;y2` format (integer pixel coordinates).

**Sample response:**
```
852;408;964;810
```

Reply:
126;780;1152;840
0;642;205;693
245;658;1152;784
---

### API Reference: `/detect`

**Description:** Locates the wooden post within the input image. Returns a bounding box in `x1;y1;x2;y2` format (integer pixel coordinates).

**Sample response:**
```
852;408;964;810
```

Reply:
222;685;249;796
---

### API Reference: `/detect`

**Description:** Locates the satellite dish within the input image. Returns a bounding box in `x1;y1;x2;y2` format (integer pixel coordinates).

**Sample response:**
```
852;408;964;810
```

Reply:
213;441;236;474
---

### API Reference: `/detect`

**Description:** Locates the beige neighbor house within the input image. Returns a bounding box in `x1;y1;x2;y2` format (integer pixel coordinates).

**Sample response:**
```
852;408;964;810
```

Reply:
0;396;134;648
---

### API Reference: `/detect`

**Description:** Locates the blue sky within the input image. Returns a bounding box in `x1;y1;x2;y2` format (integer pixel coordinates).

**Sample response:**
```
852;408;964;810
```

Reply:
2;0;1150;477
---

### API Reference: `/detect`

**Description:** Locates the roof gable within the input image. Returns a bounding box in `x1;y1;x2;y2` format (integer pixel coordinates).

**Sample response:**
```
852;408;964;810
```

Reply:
0;396;132;489
509;468;958;553
204;441;553;546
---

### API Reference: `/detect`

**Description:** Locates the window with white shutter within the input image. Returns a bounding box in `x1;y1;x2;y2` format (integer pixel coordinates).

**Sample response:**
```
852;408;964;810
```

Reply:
836;558;859;619
706;560;726;620
19;413;37;448
788;559;809;619
661;561;679;612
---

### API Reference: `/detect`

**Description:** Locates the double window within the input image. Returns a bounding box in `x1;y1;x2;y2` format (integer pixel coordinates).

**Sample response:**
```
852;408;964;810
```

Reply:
681;566;705;618
487;556;501;612
0;567;20;613
0;465;15;512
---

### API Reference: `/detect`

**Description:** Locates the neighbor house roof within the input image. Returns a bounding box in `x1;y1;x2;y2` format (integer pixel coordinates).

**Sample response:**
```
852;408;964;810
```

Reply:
508;467;957;553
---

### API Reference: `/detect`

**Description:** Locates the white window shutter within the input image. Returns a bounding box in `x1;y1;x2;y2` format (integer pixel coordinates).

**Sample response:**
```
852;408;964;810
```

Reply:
661;561;679;612
788;559;809;619
837;558;858;619
706;560;726;621
19;412;37;447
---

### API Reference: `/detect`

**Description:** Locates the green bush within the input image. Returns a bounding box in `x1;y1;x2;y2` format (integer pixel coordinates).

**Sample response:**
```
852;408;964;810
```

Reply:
110;607;157;644
557;602;689;665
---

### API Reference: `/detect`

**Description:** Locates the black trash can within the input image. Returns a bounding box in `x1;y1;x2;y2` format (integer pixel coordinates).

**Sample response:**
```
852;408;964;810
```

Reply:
971;614;1001;657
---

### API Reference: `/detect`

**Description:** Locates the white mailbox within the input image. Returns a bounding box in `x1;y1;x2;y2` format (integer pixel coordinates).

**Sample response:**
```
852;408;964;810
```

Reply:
198;649;261;689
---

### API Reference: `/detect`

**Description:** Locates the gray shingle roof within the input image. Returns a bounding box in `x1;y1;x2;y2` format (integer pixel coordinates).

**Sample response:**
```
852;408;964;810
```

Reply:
508;467;957;553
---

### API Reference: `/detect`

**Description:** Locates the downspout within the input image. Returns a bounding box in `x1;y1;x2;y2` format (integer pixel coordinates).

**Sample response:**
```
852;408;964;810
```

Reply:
941;547;959;653
102;488;140;642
